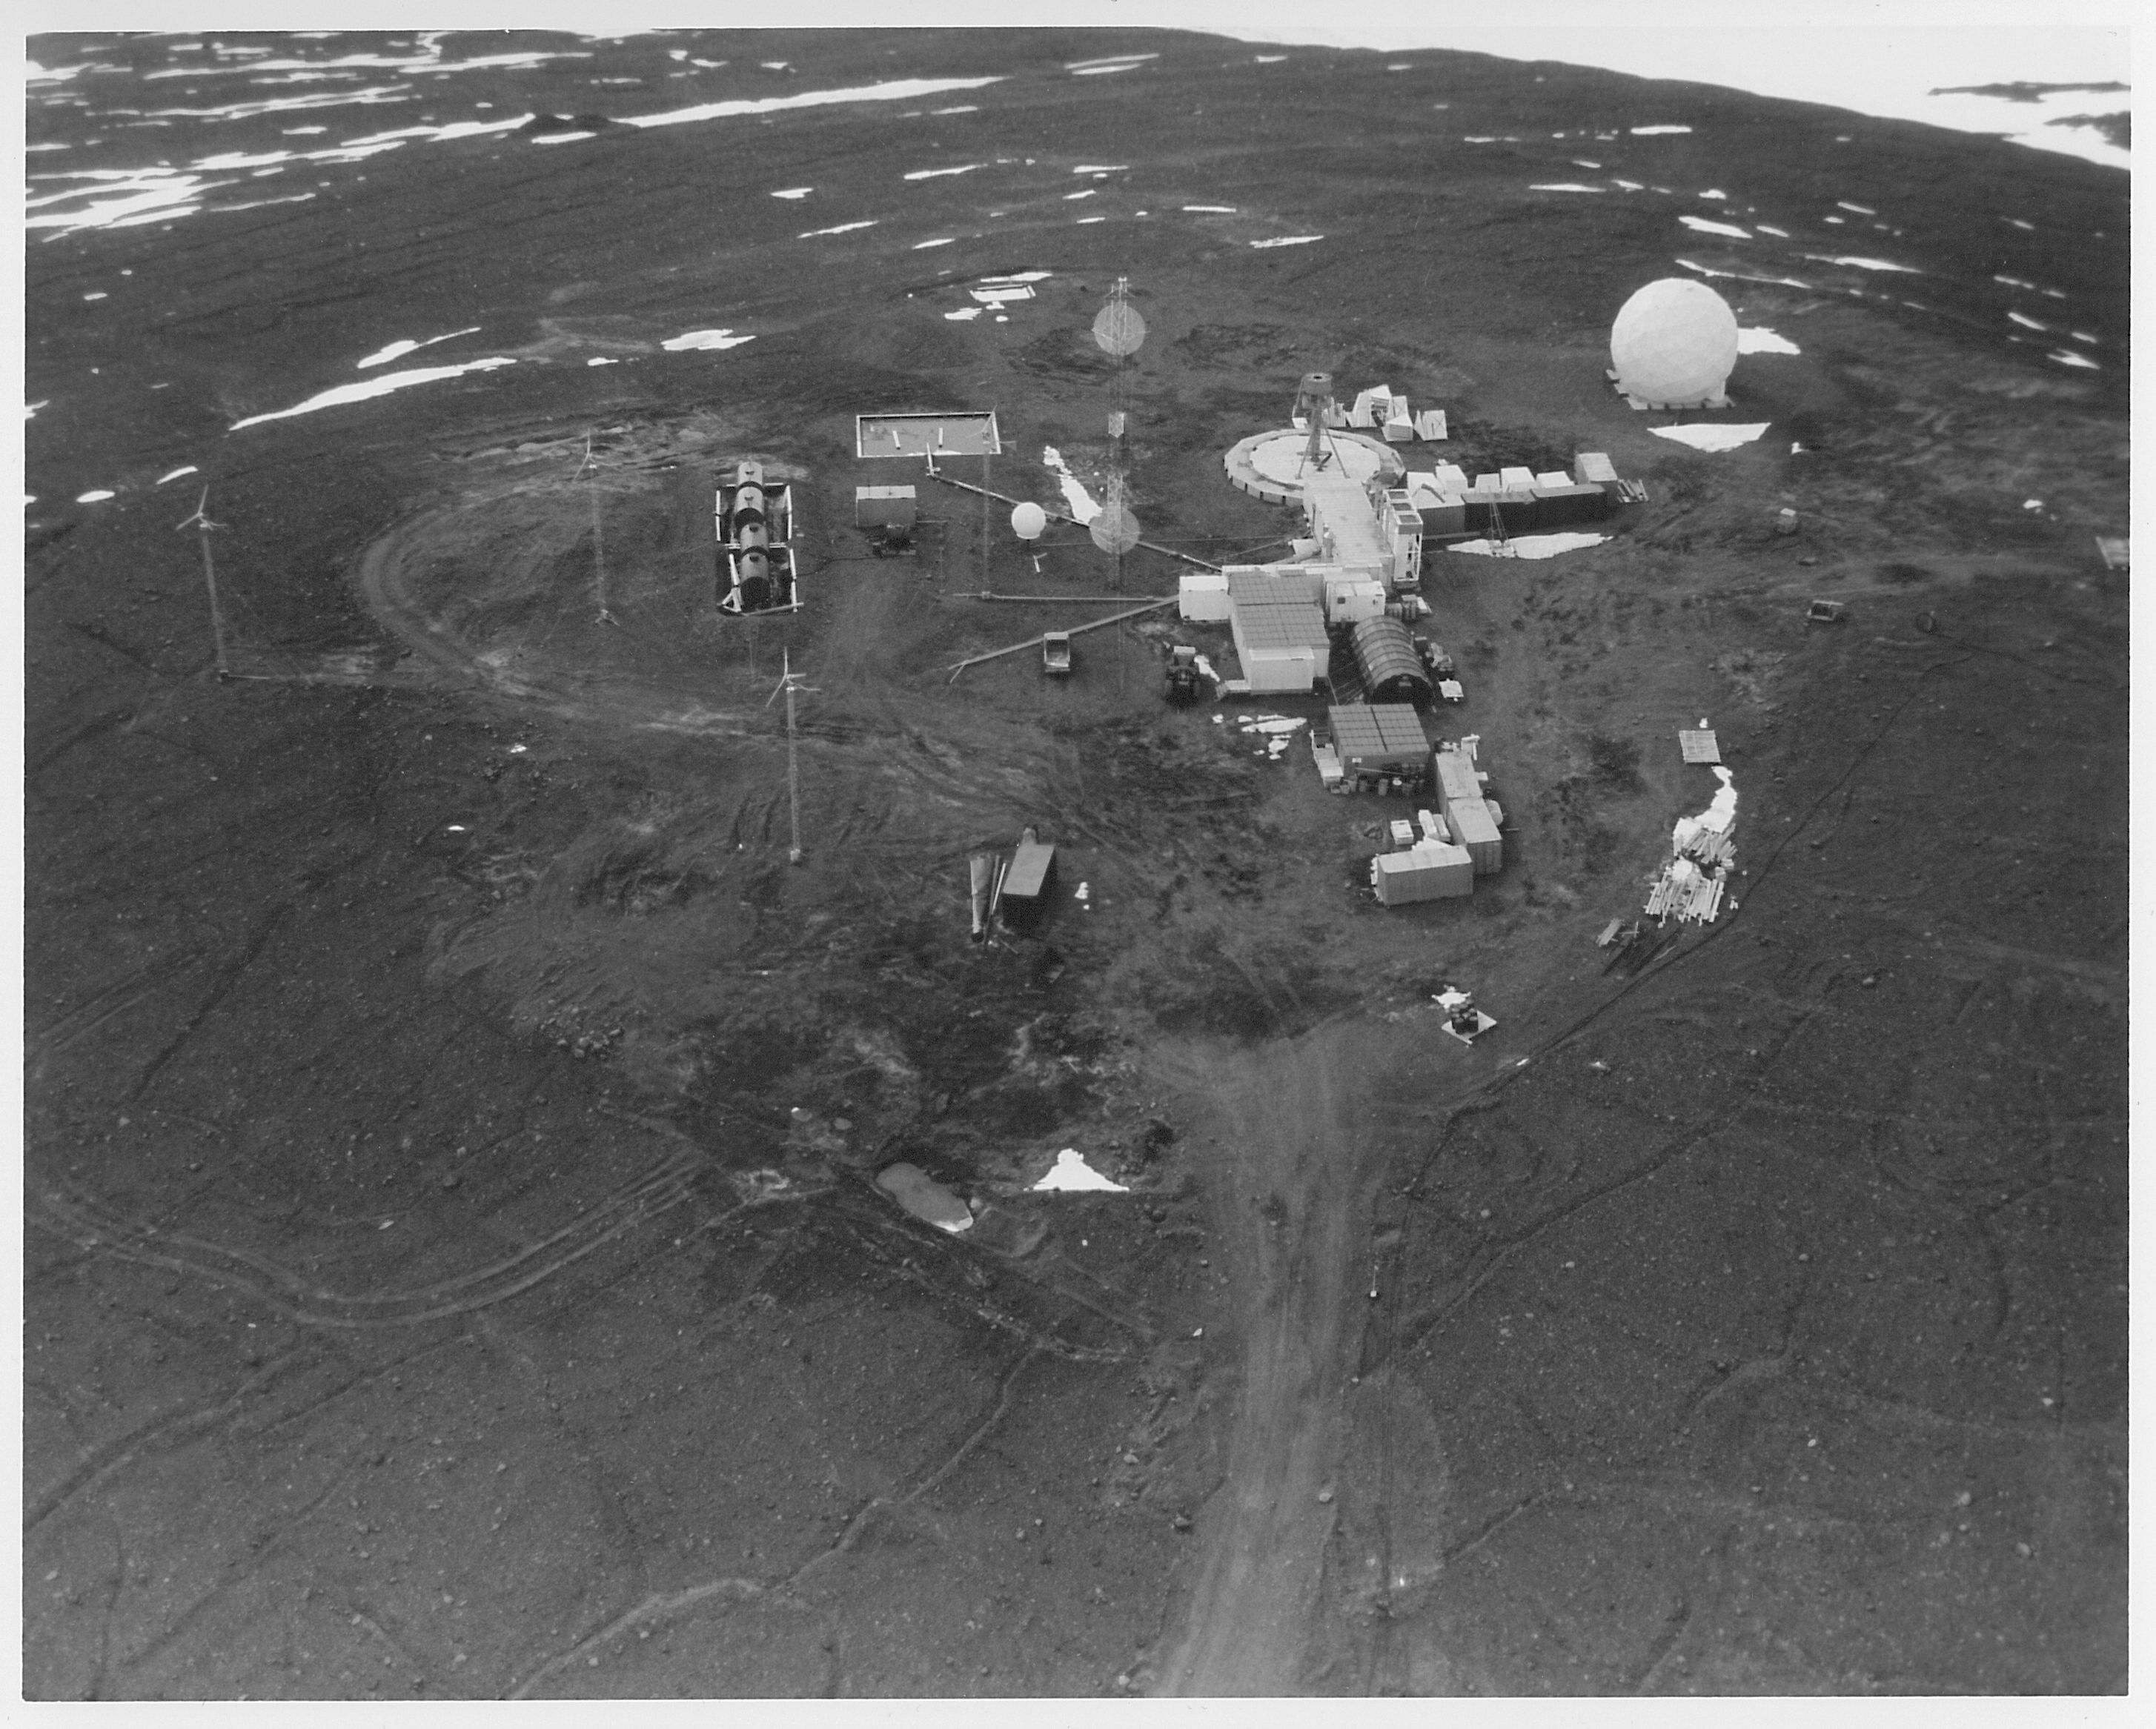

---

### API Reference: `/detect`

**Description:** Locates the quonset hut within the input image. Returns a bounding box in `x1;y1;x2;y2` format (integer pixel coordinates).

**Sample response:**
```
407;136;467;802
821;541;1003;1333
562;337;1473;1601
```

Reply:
1347;617;1432;707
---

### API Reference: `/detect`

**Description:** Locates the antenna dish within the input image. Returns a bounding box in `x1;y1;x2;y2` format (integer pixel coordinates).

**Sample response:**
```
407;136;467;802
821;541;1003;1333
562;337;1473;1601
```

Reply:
1010;502;1047;542
1091;300;1146;357
1088;505;1141;557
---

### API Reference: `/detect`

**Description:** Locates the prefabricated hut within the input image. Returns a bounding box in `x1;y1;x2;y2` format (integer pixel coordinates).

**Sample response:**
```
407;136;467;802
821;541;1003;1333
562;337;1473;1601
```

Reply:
1431;743;1503;876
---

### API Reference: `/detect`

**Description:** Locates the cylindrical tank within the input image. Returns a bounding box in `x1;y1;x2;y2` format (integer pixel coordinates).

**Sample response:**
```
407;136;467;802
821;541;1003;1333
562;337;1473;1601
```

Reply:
735;519;769;551
732;483;766;524
737;548;771;611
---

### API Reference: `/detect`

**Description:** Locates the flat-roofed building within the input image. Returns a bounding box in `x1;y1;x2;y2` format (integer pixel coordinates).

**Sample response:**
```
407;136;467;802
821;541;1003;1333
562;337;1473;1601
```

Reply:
1303;466;1397;590
1328;703;1429;772
1230;598;1328;693
1372;840;1475;903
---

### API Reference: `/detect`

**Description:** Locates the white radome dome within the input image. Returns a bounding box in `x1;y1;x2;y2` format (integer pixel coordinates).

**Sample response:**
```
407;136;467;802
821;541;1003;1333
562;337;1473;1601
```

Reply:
1610;277;1739;404
1011;501;1047;540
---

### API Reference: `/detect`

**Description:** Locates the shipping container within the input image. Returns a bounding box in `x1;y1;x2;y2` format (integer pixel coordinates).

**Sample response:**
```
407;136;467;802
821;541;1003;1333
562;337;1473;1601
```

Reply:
1371;841;1476;903
1432;747;1504;875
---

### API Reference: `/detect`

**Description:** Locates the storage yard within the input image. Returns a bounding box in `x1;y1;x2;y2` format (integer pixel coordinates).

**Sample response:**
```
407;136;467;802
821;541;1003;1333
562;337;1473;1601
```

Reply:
23;27;2127;1703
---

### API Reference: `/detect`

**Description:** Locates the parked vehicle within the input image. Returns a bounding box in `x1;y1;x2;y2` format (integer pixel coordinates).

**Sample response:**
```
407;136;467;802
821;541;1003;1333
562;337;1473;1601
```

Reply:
1164;643;1207;704
1042;631;1072;675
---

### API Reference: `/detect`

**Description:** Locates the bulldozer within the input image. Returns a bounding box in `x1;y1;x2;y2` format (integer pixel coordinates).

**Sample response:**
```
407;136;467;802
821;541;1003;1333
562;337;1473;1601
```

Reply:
1164;643;1209;706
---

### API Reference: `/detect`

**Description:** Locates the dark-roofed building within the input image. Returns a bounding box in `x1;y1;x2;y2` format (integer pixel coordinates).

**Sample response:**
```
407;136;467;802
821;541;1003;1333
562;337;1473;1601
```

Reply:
1347;616;1433;707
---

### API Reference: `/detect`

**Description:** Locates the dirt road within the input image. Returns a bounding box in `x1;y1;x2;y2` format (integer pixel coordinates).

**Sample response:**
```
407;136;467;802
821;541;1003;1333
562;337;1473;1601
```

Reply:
1153;1021;1402;1695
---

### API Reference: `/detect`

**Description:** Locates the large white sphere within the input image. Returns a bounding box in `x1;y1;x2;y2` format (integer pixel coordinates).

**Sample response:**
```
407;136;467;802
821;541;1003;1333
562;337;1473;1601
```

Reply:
1610;278;1739;404
1010;502;1047;541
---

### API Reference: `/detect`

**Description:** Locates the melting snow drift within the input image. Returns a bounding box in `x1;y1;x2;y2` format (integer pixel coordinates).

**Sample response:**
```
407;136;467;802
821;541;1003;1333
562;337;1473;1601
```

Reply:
1033;1149;1129;1192
1652;423;1771;451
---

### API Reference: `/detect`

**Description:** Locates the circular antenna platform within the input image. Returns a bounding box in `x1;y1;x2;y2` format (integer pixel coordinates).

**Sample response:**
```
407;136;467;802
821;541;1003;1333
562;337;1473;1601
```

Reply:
1092;301;1147;356
1089;505;1141;556
1221;427;1402;505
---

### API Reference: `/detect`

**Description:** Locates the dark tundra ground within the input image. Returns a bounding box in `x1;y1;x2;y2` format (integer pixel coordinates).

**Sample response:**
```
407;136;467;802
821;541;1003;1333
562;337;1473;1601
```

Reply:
21;29;2128;1699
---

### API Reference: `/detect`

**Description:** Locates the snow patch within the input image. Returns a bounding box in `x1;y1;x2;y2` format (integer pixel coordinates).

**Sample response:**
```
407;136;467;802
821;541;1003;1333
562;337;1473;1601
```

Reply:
1033;1149;1129;1192
1651;422;1771;452
356;326;480;369
799;219;876;238
1737;328;1801;355
1042;447;1101;523
1447;533;1608;559
230;356;517;429
1680;215;1751;239
1802;253;1919;272
662;329;755;351
1250;234;1323;248
623;76;1003;132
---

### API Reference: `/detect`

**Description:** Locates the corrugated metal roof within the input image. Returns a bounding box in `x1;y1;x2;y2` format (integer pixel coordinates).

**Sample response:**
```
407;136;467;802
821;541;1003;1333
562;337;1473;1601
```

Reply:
1328;703;1427;760
1233;600;1329;649
1679;729;1722;764
1225;568;1320;605
1348;617;1430;699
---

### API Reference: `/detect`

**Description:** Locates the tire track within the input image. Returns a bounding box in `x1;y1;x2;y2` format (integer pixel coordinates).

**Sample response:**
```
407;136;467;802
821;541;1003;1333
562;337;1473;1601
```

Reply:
27;1146;703;1330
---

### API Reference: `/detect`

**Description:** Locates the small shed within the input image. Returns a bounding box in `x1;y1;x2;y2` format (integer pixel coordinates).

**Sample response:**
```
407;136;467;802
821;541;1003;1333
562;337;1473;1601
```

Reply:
1178;568;1232;621
1572;451;1622;495
1003;827;1057;906
854;485;917;529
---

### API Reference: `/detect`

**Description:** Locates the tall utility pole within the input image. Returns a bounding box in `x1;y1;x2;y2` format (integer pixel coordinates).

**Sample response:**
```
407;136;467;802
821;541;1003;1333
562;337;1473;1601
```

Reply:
767;648;819;865
1089;278;1147;700
576;432;614;625
177;488;231;680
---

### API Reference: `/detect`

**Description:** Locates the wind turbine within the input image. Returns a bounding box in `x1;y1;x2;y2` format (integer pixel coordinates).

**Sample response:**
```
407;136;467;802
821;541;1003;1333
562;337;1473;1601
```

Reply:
765;648;820;865
176;488;231;680
574;431;614;625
